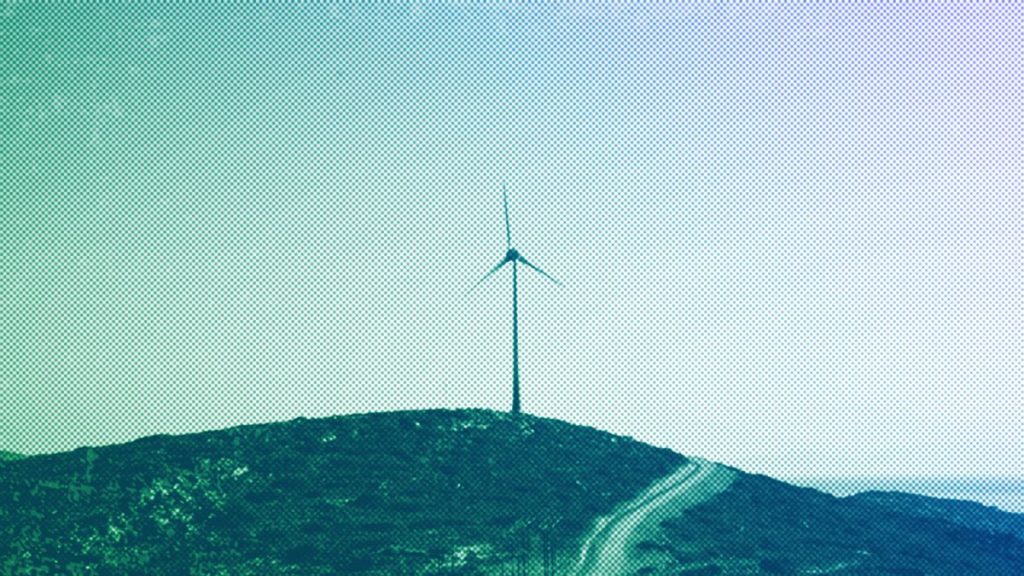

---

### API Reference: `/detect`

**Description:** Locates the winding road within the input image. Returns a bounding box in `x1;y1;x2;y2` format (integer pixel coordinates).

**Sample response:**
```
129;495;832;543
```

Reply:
572;457;736;576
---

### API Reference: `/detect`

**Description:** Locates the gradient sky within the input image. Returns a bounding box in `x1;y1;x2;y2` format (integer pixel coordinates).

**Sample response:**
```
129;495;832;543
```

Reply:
1;2;1020;482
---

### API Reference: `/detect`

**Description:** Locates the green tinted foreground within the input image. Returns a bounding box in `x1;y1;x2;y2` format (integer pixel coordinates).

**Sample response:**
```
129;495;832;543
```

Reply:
0;409;683;574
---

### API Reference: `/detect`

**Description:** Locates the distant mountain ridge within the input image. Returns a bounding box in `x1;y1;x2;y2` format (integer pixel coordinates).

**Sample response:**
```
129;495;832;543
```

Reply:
2;409;1023;575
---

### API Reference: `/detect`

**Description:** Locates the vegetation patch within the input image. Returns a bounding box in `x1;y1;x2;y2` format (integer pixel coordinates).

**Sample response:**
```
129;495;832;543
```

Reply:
0;409;684;574
658;473;1024;575
0;450;25;462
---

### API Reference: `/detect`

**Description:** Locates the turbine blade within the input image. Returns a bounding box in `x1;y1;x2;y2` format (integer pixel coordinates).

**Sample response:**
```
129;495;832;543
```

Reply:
467;257;509;294
518;255;560;285
502;183;512;249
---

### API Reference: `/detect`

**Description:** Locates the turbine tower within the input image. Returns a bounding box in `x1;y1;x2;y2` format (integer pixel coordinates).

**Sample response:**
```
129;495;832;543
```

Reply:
470;184;560;414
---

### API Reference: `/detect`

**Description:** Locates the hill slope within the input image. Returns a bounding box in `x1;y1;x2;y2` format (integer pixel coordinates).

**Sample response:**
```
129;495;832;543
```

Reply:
0;450;25;461
2;410;1023;575
849;490;1024;542
654;473;1024;575
0;409;684;574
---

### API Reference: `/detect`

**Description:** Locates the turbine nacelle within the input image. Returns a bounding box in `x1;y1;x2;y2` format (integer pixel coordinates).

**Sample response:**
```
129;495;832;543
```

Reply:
505;248;520;262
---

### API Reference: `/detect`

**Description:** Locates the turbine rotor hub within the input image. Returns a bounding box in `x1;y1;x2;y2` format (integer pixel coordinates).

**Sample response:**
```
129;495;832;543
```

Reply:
506;248;519;261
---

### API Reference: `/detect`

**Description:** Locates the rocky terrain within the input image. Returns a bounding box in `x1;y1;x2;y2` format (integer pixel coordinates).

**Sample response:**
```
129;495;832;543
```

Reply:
2;410;1023;575
0;409;683;574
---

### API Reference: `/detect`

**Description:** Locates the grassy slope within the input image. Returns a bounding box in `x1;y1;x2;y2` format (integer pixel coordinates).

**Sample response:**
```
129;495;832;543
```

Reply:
4;411;1022;575
0;450;25;461
656;473;1024;576
0;409;685;575
849;490;1024;541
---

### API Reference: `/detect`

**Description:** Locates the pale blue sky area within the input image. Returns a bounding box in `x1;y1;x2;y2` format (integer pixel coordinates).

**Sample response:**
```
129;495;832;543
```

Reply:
1;2;1020;481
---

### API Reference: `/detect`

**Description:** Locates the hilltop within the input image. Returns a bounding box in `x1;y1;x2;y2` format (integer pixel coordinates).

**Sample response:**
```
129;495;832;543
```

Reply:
0;409;683;574
0;450;25;461
2;409;1023;575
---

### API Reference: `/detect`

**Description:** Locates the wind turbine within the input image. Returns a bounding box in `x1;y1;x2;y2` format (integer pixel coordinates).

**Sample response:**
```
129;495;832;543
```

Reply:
470;184;560;414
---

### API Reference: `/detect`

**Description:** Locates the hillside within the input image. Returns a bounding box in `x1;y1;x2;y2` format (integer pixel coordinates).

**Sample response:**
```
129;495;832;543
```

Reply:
0;450;25;461
2;410;1023;575
849;490;1024;542
654;473;1024;575
0;409;684;575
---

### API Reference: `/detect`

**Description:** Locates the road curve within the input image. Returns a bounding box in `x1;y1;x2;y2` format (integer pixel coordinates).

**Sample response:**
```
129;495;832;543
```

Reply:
572;457;736;576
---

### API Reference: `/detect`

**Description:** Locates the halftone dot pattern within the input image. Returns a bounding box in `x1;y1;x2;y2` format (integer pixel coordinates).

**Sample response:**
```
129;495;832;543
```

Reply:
1;1;1022;573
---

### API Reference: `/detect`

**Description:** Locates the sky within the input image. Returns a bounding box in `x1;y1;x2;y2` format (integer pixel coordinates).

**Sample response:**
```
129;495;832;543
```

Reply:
1;2;1020;484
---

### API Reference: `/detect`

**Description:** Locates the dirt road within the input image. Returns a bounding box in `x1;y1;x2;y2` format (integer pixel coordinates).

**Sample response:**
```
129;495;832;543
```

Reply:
572;457;735;575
